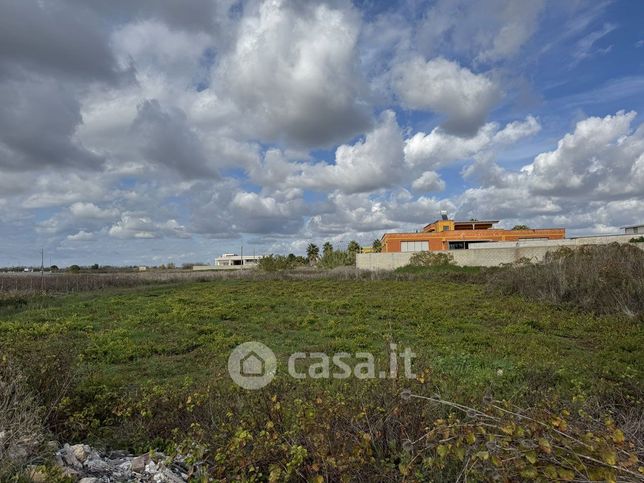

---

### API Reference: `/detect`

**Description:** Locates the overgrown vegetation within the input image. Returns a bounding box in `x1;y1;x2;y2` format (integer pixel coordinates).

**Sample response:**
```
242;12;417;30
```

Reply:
488;243;644;318
0;277;642;479
316;249;356;269
408;250;456;267
0;357;46;480
257;254;308;272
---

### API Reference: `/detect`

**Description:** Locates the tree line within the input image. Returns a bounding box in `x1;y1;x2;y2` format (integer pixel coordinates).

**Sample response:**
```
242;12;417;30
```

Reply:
258;239;383;271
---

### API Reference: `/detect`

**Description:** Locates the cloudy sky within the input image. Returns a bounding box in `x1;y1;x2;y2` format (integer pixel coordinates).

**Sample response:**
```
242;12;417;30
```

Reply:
1;0;643;266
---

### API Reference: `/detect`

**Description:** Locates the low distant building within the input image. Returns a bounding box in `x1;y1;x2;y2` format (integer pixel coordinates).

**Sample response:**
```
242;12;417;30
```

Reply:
138;266;148;271
192;253;265;270
381;215;565;252
623;224;644;235
215;253;264;267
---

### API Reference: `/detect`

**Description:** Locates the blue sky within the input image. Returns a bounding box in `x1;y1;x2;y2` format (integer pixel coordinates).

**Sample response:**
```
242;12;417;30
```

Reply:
0;0;643;266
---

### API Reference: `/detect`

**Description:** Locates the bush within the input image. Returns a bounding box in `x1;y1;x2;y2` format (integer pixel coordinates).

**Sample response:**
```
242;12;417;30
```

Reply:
258;254;307;272
317;249;355;269
488;243;644;317
116;381;641;481
630;236;644;243
408;251;455;267
0;357;45;479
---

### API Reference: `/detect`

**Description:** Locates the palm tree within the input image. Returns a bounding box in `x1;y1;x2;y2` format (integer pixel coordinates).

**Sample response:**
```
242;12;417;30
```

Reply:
306;243;320;264
372;239;382;253
322;242;333;257
347;240;361;254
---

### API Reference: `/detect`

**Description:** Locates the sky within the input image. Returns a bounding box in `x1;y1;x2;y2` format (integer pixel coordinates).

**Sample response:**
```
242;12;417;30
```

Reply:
1;0;644;267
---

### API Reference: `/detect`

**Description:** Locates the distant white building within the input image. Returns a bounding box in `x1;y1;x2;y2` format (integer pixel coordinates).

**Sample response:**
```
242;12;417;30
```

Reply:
215;253;263;267
623;224;644;235
192;253;265;271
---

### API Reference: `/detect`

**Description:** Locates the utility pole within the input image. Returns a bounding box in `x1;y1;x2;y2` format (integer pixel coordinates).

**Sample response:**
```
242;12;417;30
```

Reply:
240;244;244;266
40;248;44;293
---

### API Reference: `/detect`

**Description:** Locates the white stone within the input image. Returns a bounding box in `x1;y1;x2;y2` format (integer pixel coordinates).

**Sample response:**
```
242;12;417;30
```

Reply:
85;457;110;473
71;444;90;463
60;445;82;469
131;454;149;473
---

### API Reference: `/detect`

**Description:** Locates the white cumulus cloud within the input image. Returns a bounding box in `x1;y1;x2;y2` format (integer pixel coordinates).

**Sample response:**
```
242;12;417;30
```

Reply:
393;56;501;135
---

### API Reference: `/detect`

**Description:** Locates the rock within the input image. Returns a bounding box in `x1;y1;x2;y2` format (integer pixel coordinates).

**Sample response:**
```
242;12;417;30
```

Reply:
110;450;130;458
71;443;90;463
60;444;82;469
85;456;110;473
54;453;65;468
51;442;188;482
131;454;149;473
145;460;158;474
150;464;185;483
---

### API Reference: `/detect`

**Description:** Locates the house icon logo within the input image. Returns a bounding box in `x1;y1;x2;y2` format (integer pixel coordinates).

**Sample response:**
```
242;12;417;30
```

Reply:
240;351;265;376
228;341;277;389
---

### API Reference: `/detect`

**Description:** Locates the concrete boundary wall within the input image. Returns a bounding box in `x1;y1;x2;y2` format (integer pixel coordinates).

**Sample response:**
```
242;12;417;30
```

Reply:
193;265;258;271
357;237;644;270
468;234;634;249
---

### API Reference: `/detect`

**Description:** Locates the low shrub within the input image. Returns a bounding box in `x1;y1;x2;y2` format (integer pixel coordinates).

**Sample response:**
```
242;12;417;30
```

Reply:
487;243;644;317
409;251;455;267
317;249;355;269
105;381;641;481
257;254;307;272
0;357;46;479
630;236;644;243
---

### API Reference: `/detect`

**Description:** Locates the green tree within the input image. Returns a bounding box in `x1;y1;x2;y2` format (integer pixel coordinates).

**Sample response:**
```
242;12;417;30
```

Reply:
317;250;354;269
322;242;333;257
372;239;382;253
306;243;320;264
347;240;361;255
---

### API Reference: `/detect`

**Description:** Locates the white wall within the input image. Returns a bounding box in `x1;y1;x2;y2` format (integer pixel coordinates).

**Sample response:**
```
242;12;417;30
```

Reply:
356;236;644;270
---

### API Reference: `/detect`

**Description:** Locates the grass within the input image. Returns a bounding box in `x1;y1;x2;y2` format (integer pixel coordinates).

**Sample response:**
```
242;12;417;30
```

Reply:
1;278;642;479
1;279;641;402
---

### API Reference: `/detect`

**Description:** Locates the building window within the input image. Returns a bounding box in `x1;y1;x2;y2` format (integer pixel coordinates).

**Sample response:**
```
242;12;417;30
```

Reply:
401;241;429;252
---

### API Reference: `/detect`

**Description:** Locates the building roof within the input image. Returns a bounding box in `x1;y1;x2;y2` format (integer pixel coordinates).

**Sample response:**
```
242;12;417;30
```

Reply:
622;223;644;229
453;220;499;224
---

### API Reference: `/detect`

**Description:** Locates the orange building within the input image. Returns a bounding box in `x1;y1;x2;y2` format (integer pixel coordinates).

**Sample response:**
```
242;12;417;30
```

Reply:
381;217;565;252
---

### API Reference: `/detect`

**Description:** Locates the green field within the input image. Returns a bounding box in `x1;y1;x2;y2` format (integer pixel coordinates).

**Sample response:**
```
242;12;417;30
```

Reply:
1;277;642;480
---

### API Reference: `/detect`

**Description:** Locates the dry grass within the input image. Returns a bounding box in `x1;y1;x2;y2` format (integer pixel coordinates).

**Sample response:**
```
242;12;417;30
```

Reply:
487;243;644;318
0;357;45;478
0;266;481;299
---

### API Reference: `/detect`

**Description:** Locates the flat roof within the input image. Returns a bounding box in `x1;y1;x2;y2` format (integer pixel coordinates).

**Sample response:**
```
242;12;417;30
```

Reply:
383;227;565;237
453;220;499;224
423;219;499;227
215;254;263;259
622;224;644;229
